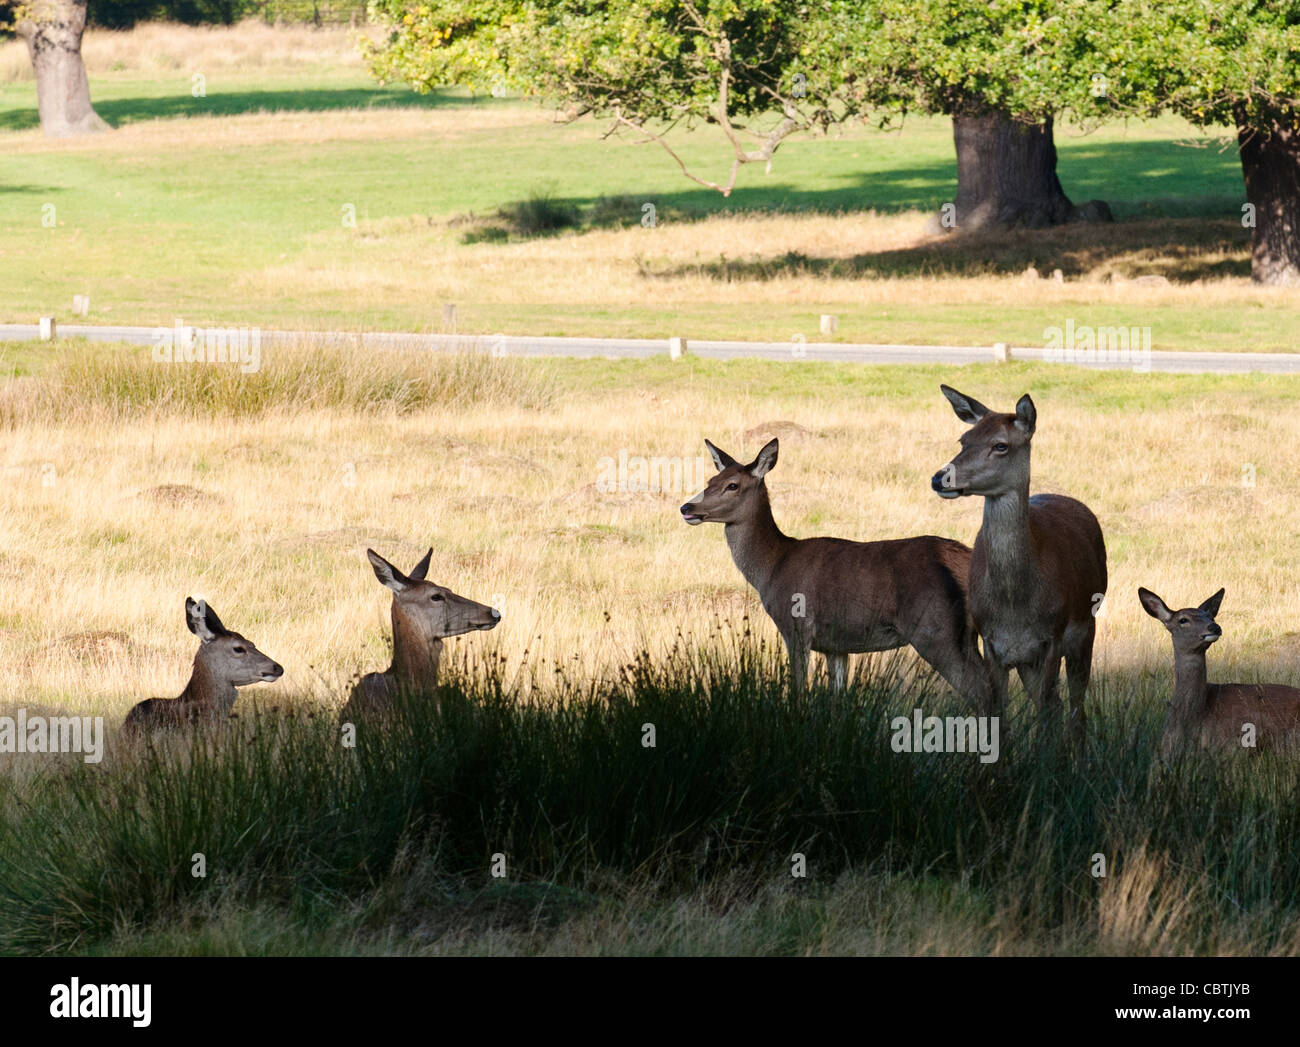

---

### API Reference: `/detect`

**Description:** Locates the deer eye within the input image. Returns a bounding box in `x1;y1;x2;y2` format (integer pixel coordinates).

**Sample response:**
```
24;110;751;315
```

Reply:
725;482;739;491
232;645;246;654
430;594;444;602
992;442;1009;454
1177;617;1189;625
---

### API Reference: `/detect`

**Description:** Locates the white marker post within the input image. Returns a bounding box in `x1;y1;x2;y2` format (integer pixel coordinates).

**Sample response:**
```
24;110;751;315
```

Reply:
669;337;687;360
39;317;57;341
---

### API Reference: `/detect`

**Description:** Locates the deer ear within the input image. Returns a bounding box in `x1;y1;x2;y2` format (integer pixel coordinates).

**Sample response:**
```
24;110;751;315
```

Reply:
748;438;779;479
1137;587;1172;623
408;548;433;582
1014;394;1036;436
1199;588;1225;618
186;597;226;641
367;549;412;592
940;385;989;424
704;439;736;472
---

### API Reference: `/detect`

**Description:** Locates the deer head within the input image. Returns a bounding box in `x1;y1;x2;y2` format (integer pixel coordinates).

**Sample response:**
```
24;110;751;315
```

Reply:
186;596;283;687
1138;587;1225;655
367;548;500;640
680;438;779;525
931;385;1036;499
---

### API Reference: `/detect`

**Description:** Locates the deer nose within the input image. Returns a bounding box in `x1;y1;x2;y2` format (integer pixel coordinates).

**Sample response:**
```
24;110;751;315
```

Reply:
267;663;284;678
929;470;947;492
680;502;695;515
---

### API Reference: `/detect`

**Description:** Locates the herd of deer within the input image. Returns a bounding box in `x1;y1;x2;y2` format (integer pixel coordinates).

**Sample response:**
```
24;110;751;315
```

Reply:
123;385;1300;756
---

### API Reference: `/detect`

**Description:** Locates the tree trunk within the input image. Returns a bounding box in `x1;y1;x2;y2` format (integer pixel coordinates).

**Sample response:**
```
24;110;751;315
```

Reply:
1237;114;1300;286
15;0;108;138
949;110;1110;230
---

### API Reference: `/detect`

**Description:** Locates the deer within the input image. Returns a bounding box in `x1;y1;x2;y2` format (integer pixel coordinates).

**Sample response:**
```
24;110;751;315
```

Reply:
931;385;1107;748
122;597;283;736
679;438;990;705
339;547;500;723
1138;587;1300;754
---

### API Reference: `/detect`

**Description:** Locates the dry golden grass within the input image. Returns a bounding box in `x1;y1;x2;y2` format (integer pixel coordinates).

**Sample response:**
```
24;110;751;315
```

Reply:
267;210;1290;315
3;345;1300;729
0;20;374;83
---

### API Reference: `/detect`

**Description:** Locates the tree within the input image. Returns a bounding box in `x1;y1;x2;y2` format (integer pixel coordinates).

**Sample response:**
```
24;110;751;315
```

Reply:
363;0;1112;228
849;0;1112;229
1102;0;1300;284
363;0;854;195
9;0;108;137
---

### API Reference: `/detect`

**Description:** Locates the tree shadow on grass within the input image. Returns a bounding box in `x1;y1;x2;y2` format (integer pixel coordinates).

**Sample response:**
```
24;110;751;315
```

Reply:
465;134;1247;281
0;86;505;132
636;218;1251;283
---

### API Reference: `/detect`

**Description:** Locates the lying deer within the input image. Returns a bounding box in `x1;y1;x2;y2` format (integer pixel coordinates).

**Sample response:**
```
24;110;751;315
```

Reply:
340;547;500;722
122;597;283;736
1139;586;1300;754
932;386;1107;746
680;438;990;704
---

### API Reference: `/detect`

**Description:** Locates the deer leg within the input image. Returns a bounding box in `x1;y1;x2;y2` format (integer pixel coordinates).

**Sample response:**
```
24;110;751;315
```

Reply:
969;635;1011;724
824;653;848;692
1063;619;1094;752
911;630;993;712
784;634;810;697
1019;643;1062;741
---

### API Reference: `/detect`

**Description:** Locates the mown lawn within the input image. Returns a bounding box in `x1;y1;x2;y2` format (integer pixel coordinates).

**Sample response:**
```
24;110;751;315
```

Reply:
2;25;1293;350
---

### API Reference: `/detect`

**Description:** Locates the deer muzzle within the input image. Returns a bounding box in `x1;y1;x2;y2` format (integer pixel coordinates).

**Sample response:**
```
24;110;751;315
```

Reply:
931;467;964;499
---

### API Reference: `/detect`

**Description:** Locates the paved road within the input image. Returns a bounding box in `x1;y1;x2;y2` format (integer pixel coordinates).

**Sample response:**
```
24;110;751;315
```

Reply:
2;322;1297;374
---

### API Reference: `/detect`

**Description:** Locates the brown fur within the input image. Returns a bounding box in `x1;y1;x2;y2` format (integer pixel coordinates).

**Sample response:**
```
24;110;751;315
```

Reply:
122;598;282;738
339;547;498;724
683;438;990;704
934;387;1107;744
1139;586;1300;754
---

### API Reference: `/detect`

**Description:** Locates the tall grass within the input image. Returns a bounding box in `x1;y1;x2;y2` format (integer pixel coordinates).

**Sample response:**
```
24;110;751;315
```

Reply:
0;340;557;425
3;645;1300;955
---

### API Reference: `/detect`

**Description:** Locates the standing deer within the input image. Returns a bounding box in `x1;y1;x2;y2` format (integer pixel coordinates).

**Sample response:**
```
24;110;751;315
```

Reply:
680;438;990;704
340;547;500;722
931;386;1107;746
1138;587;1300;754
122;597;283;736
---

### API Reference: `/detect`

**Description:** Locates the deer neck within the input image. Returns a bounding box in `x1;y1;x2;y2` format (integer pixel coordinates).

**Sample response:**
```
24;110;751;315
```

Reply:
723;486;792;593
390;606;443;686
1163;648;1209;742
179;655;237;712
978;487;1036;593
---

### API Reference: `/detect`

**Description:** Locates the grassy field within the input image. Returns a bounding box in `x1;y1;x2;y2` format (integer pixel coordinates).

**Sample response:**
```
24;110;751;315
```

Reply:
1;23;1296;349
3;21;1300;957
3;341;1300;954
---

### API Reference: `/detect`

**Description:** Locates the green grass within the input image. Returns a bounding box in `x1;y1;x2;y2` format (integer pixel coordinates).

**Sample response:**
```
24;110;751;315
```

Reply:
4;645;1300;956
2;63;1279;348
0;71;1244;213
